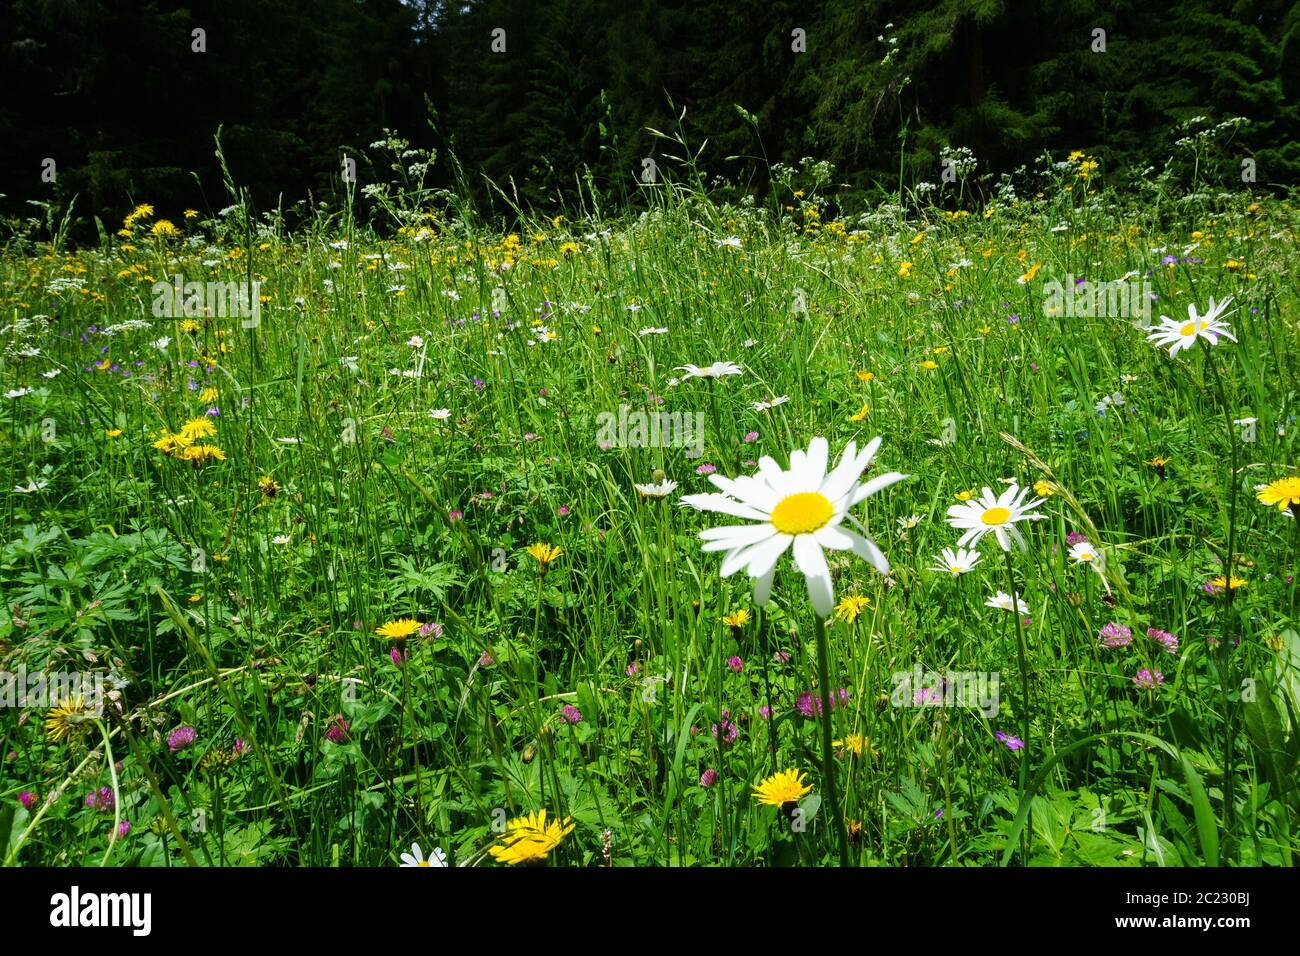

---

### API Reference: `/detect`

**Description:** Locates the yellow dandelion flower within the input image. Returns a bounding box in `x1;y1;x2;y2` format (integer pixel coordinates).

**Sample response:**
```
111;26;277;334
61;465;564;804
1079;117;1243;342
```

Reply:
721;609;751;629
151;429;190;455
833;594;871;624
954;489;974;501
488;809;575;865
848;402;870;422
526;542;562;569
45;695;93;743
375;618;422;641
1256;475;1300;513
1033;479;1056;497
833;734;878;760
855;371;875;383
752;768;813;808
1210;575;1246;591
179;444;225;466
1145;455;1170;478
105;429;123;438
151;220;180;238
258;476;281;499
919;360;939;370
179;416;217;442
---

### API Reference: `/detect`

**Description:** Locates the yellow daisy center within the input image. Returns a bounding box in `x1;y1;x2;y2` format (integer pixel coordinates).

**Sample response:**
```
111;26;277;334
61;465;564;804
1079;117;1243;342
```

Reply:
981;506;1011;526
1180;321;1195;336
949;565;963;574
770;492;834;535
417;861;430;867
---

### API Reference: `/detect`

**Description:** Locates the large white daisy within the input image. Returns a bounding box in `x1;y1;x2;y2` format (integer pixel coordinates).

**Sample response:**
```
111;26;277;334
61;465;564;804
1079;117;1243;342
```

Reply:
945;483;1046;552
684;436;906;617
1146;296;1236;357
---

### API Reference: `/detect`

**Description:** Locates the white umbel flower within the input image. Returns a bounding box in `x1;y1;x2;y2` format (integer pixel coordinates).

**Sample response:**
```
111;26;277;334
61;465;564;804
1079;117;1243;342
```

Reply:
685;436;906;617
1146;296;1236;357
945;483;1046;552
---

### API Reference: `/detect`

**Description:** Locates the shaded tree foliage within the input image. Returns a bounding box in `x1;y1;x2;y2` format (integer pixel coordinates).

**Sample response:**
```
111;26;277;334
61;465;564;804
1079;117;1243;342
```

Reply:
1;0;1295;232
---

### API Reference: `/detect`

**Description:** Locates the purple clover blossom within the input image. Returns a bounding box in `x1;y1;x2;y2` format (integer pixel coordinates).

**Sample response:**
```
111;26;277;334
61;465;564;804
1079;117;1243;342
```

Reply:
1133;668;1164;690
18;790;36;810
1146;627;1179;654
796;688;850;718
167;726;197;752
85;787;115;812
560;704;582;725
711;710;738;746
1099;622;1132;648
913;686;942;705
726;655;743;674
324;715;350;743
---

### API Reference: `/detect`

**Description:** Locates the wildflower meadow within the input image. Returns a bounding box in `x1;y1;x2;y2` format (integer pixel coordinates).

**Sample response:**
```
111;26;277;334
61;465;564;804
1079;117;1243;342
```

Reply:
1;6;1298;893
4;145;1298;874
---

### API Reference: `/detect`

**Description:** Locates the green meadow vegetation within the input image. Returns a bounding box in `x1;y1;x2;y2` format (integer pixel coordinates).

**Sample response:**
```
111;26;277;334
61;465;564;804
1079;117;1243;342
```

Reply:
2;135;1299;867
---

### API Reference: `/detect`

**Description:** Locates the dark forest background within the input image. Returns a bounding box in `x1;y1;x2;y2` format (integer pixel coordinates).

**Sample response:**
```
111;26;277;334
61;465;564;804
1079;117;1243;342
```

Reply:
3;0;1299;232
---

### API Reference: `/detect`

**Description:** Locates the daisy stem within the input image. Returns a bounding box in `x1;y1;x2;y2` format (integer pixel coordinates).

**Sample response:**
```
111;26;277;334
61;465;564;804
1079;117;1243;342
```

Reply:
706;378;731;473
1003;546;1031;860
813;613;851;866
758;607;779;774
1207;357;1242;850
